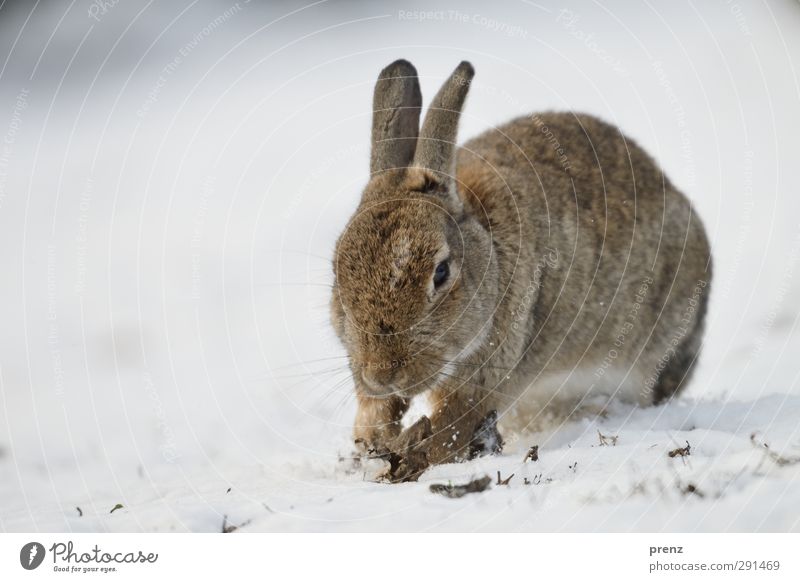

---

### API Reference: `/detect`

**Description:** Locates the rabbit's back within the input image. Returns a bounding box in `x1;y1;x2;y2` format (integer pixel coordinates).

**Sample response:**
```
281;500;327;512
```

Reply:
460;112;672;209
456;112;711;409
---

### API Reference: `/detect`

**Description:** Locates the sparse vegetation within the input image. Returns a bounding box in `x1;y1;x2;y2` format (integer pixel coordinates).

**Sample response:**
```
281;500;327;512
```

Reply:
496;471;514;486
523;445;539;462
597;430;618;446
221;515;252;533
751;433;800;468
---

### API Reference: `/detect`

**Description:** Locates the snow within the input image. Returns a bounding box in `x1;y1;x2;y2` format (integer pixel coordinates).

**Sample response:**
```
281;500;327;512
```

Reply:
1;0;799;532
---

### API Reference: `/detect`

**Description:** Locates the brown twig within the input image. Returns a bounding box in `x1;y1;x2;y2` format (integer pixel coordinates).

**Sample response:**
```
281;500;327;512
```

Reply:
496;470;515;486
681;482;705;498
523;445;539;462
524;473;545;486
668;441;691;458
221;515;252;533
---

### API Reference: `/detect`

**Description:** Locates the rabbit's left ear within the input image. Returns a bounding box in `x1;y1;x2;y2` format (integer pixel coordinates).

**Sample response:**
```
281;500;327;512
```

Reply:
413;61;474;189
370;60;422;174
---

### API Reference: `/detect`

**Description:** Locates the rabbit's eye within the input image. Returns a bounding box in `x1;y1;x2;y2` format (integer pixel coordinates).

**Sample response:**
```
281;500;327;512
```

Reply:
433;260;450;288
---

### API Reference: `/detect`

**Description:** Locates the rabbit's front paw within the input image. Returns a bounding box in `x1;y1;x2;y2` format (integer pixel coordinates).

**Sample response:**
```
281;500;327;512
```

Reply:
353;424;400;456
378;416;433;483
353;394;409;455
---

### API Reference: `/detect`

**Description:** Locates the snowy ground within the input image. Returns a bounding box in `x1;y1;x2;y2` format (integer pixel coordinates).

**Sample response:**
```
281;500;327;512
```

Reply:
1;0;800;532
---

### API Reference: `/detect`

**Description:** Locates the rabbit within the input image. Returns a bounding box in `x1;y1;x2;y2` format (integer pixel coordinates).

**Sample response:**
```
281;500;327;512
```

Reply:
330;59;711;472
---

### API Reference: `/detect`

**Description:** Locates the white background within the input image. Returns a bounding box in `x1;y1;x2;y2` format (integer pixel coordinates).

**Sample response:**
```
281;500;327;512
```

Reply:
0;0;799;532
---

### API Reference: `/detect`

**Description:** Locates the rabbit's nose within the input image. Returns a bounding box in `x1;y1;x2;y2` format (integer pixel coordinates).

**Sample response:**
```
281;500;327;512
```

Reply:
361;361;406;394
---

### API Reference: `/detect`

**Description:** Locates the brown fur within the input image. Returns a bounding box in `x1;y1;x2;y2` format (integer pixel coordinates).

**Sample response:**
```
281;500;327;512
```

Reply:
330;61;712;466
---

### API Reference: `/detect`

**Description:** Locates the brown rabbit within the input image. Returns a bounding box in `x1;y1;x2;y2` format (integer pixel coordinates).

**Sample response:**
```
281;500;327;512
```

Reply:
330;60;711;476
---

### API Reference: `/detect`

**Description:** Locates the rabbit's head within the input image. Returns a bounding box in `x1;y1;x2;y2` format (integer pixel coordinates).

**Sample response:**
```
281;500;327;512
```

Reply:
331;60;499;399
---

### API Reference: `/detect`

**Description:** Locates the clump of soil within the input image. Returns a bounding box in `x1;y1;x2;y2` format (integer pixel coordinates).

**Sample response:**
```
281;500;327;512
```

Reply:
429;476;492;498
370;410;505;483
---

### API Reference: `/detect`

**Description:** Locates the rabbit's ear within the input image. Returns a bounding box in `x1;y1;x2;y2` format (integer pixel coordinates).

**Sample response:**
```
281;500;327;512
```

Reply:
370;60;422;174
413;61;474;185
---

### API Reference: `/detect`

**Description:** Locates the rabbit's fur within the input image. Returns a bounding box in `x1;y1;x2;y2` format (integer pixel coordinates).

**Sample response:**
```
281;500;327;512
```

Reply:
330;60;711;466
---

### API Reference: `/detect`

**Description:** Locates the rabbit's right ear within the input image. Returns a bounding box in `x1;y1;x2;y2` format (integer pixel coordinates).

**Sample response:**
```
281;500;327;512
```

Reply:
370;60;422;175
413;61;473;185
